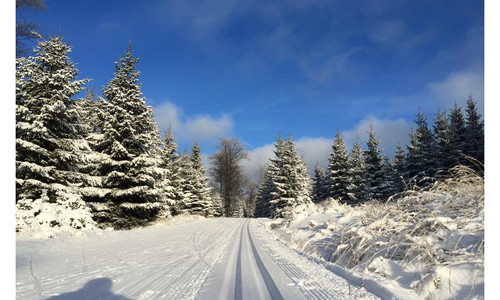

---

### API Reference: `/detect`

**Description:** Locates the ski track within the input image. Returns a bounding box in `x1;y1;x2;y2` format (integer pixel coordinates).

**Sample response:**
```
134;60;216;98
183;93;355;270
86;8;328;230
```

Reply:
16;218;379;300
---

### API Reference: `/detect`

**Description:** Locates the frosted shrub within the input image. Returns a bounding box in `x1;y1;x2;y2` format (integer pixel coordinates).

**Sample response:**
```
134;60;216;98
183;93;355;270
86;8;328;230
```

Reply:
16;189;96;237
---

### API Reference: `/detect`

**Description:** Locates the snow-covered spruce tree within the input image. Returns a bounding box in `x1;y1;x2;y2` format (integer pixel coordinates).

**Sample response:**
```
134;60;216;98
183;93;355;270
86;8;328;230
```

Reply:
406;109;436;184
75;88;103;137
210;191;223;217
346;140;368;204
387;144;406;196
94;44;167;228
160;126;182;214
433;108;456;172
464;95;484;166
449;103;467;166
16;36;96;233
189;143;215;216
176;150;197;215
255;165;273;217
326;131;351;204
312;163;327;203
269;136;312;219
364;125;389;201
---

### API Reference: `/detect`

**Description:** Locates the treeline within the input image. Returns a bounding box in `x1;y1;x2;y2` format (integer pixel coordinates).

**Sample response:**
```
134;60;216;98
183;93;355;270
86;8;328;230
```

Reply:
255;97;484;218
16;36;222;231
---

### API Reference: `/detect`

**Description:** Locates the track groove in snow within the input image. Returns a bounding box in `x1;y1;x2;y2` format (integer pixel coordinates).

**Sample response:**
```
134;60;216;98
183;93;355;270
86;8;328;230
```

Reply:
17;218;378;299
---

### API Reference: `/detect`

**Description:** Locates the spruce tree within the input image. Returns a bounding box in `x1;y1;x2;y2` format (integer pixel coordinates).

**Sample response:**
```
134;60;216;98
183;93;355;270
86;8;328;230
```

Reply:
388;144;406;196
449;103;467;166
161;126;182;214
177;151;197;214
255;165;273;217
190;143;214;216
326;131;350;203
96;44;166;227
15;36;95;232
433;108;455;171
464;95;484;165
364;125;388;200
347;140;368;204
268;136;312;218
312;163;327;203
405;109;436;184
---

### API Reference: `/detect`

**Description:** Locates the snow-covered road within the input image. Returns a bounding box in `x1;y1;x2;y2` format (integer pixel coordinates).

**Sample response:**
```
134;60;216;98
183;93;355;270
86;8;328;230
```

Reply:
16;218;378;300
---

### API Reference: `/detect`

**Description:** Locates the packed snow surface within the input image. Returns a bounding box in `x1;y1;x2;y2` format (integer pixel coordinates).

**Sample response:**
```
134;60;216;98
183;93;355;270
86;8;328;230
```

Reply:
17;216;378;299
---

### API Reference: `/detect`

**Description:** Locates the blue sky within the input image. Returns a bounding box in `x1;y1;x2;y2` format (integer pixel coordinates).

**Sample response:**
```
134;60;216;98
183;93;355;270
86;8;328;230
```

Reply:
19;0;484;178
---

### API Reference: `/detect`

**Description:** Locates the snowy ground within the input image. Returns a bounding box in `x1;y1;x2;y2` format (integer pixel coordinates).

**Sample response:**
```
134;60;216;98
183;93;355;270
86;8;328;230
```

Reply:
17;217;378;300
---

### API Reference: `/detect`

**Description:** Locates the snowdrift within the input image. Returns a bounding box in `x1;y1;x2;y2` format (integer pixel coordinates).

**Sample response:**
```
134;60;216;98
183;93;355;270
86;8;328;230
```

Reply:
266;166;484;300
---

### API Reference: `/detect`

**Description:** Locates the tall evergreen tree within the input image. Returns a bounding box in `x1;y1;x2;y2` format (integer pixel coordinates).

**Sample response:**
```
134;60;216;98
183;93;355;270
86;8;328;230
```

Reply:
16;36;89;201
347;140;368;204
464;95;484;165
15;36;95;232
364;125;388;200
406;109;436;184
268;136;312;218
95;44;166;227
189;143;214;216
449;103;467;166
388;144;406;196
255;166;273;217
161;126;182;214
311;163;327;203
326;131;350;203
177;150;197;214
433;108;455;171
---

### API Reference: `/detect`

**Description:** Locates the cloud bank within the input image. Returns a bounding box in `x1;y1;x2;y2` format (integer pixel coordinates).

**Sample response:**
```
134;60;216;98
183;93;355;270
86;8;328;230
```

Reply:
153;101;234;144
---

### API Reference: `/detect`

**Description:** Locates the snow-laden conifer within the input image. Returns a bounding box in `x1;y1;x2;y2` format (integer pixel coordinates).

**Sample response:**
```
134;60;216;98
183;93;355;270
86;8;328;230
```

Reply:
364;125;389;200
268;136;312;218
326;131;350;203
161;126;182;214
406;109;436;184
388;144;406;196
15;36;96;233
347;141;368;204
255;165;273;217
449;103;467;166
464;95;484;165
95;44;167;227
433;109;455;172
312;163;327;203
189;143;215;216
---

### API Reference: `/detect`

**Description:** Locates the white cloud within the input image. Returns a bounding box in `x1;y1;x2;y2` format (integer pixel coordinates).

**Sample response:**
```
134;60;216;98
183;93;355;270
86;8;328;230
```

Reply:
154;101;182;131
184;114;233;141
427;70;484;113
153;101;234;143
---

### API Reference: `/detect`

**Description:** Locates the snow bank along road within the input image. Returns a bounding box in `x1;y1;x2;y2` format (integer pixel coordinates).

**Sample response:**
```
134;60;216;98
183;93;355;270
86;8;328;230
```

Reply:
17;218;378;299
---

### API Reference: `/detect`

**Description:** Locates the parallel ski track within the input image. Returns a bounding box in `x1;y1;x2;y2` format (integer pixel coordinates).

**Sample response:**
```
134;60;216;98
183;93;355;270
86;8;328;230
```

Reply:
17;218;378;300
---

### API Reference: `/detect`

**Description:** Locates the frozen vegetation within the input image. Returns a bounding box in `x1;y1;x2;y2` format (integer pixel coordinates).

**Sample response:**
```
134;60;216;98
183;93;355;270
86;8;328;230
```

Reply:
264;166;484;300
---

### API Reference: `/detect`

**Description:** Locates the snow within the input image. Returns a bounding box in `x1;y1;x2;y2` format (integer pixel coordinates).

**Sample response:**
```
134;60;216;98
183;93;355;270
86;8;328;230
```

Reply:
17;217;378;299
263;167;484;300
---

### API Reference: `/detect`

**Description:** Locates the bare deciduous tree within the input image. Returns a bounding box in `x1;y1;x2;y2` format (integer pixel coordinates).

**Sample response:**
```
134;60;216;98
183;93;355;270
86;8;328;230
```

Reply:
16;0;46;57
209;138;248;217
